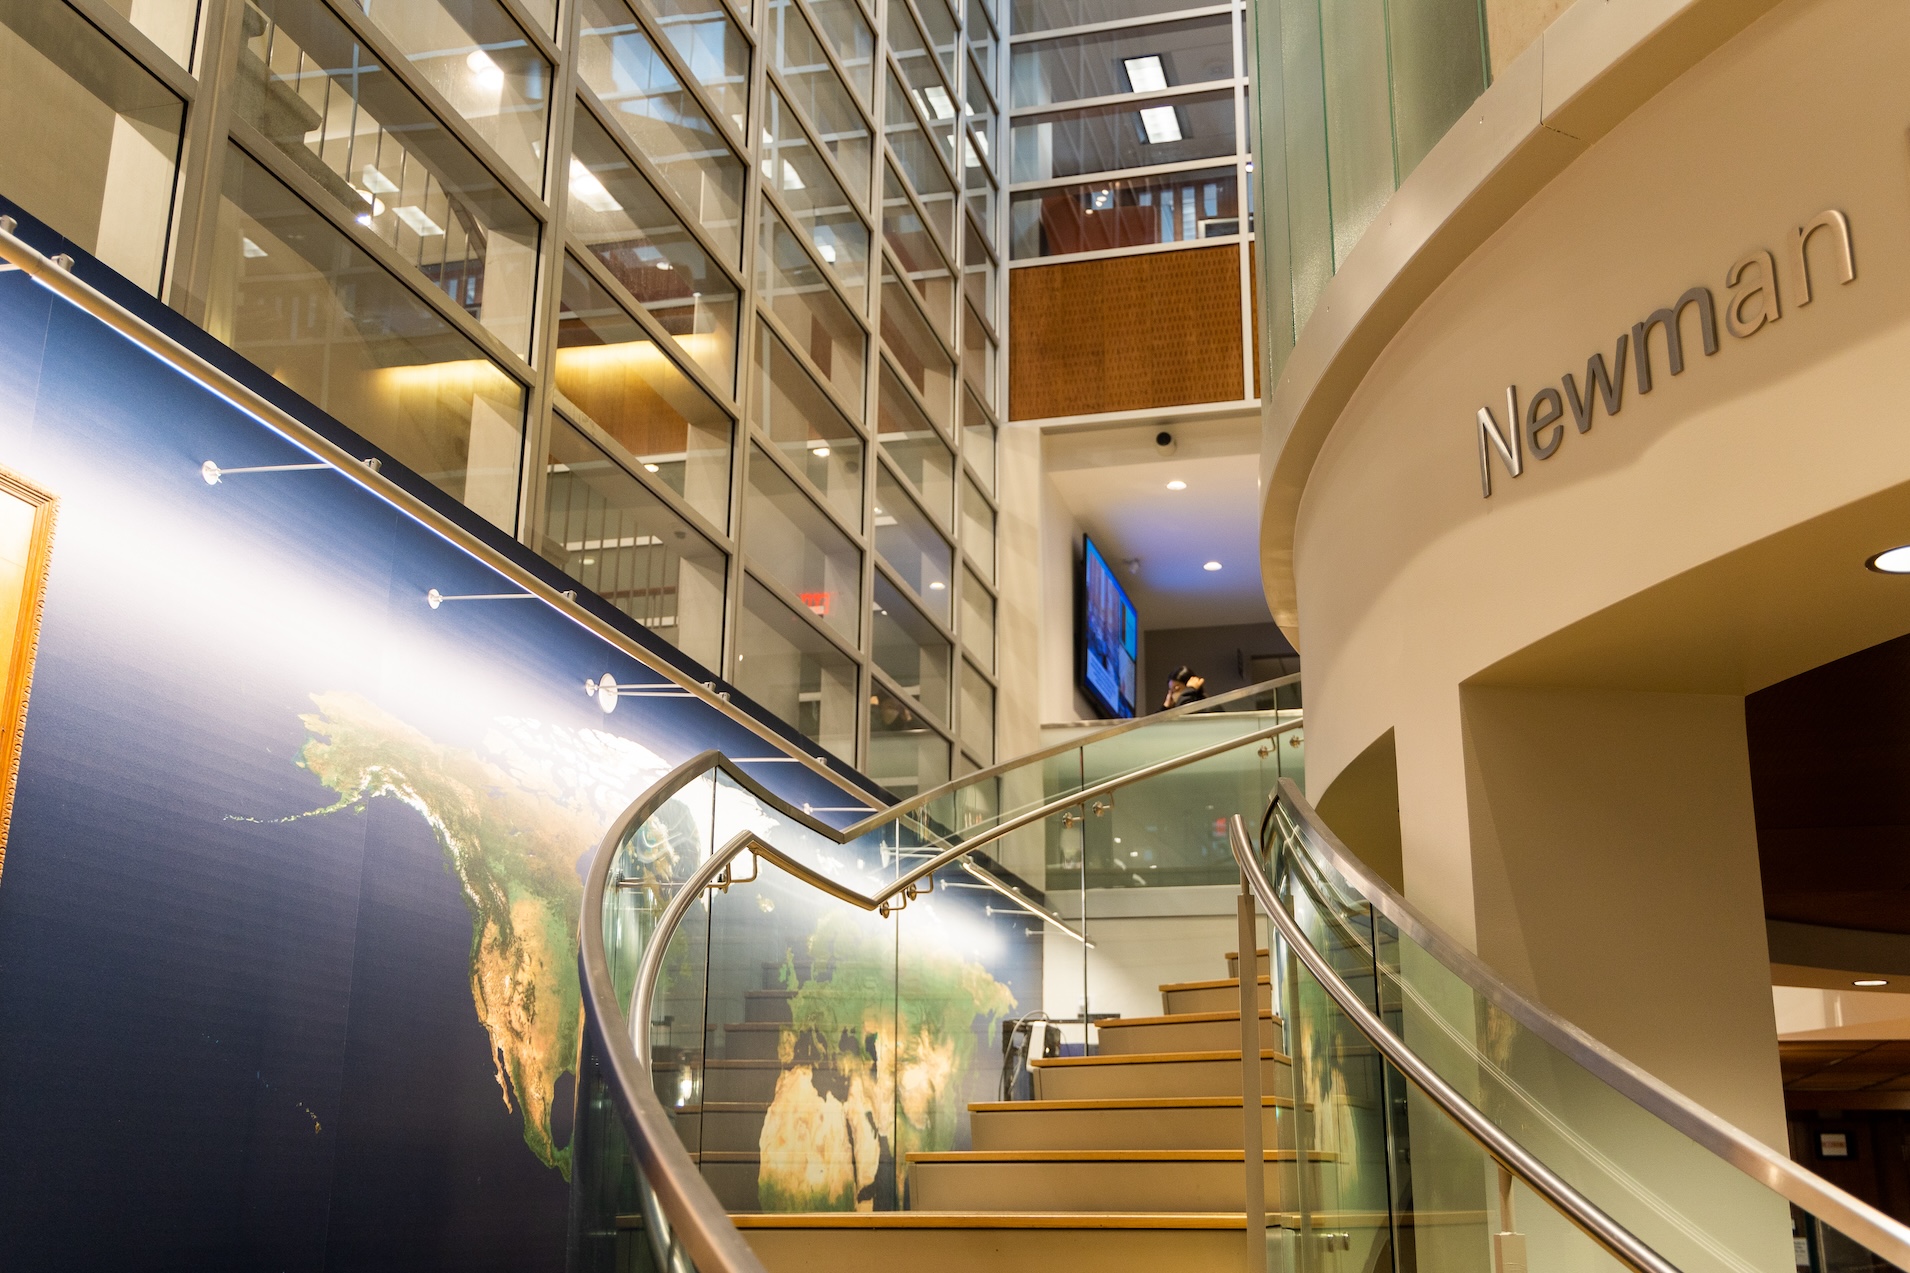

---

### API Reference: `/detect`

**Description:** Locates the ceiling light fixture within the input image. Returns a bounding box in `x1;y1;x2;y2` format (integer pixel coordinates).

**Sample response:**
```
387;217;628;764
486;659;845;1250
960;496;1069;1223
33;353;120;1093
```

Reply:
812;445;831;458
1868;546;1910;573
1856;978;1890;987
1138;104;1183;144
1122;55;1167;93
1166;479;1186;490
1203;560;1221;571
929;580;946;590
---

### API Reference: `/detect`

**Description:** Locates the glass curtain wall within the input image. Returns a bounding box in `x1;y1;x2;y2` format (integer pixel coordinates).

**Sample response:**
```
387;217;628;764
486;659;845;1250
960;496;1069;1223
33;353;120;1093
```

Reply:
0;0;1003;792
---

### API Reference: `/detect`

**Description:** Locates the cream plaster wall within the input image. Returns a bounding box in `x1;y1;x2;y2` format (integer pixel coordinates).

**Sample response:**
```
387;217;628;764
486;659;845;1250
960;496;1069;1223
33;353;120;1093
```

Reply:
1289;0;1910;1148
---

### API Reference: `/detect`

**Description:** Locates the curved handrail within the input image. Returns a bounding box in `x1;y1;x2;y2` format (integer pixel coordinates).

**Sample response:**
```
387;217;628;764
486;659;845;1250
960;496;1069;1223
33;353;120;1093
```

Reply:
1261;778;1910;1270
1226;814;1680;1273
613;717;1303;1057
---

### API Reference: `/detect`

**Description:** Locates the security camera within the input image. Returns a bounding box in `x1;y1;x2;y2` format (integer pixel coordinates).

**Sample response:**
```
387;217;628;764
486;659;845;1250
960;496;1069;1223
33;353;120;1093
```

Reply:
1154;429;1176;456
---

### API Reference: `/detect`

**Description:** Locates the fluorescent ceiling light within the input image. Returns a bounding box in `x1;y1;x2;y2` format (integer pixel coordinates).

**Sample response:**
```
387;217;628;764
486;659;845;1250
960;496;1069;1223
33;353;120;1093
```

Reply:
240;237;267;259
818;242;837;264
1123;55;1167;92
1869;546;1910;573
1166;479;1186;490
1203;560;1222;571
812;445;831;458
394;205;445;236
567;158;622;213
1856;978;1890;987
922;86;955;120
360;165;398;195
1138;104;1182;144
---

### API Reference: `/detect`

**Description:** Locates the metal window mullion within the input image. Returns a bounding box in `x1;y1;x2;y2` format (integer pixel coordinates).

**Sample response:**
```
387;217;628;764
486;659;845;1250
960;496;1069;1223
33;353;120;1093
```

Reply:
883;52;962;189
1007;153;1239;193
891;0;958;83
754;303;874;440
229;125;539;386
1233;0;1255;404
1009;77;1246;121
739;561;867;664
493;0;566;63
1007;233;1246;270
758;183;875;333
519;0;588;543
572;87;749;291
960;120;1003;193
64;0;199;97
320;0;554;219
869;432;954;538
870;554;957;651
868;661;954;737
552;397;740;553
562;243;742;415
962;274;1000;344
856;0;892;769
872;447;954;565
877;241;960;363
1007;5;1235;45
166;0;247;318
767;2;881;136
874;345;955;447
880;156;962;280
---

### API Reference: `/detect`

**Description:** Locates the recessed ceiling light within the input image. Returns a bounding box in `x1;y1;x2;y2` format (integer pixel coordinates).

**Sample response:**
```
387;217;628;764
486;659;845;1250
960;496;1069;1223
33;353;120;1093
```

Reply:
1166;479;1186;490
929;580;946;590
1868;546;1910;573
1203;560;1221;571
643;463;659;473
812;445;831;458
1856;978;1890;987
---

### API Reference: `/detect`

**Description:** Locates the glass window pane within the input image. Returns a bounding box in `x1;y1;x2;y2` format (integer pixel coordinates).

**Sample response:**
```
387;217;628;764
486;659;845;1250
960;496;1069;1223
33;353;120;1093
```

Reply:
736;576;859;762
1009;167;1238;260
878;365;953;524
542;416;728;667
961;474;995;583
965;155;996;245
805;0;875;105
0;2;183;293
955;470;1000;581
960;659;994;763
98;0;200;68
208;146;526;530
874;466;952;621
884;69;957;247
966;0;997;91
959;565;994;672
887;4;957;162
763;86;870;305
240;0;541;356
349;0;552;189
963;301;997;412
962;390;996;495
578;0;747;263
873;573;951;719
1011;17;1236;109
882;165;955;343
880;272;954;431
744;445;862;642
765;0;872;197
570;107;739;387
869;682;949;797
964;64;999;178
630;0;752;133
962;215;995;317
555;256;734;527
1010;91;1238;184
913;0;959;82
748;322;865;527
758;203;867;410
1011;0;1194;36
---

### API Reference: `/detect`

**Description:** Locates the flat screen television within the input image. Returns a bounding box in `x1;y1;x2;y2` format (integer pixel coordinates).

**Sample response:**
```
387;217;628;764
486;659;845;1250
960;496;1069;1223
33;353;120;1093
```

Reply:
1079;536;1139;719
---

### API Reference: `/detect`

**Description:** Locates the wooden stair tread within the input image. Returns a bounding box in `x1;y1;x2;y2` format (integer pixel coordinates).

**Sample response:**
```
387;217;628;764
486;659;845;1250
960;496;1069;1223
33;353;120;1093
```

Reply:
676;1102;770;1114
1223;949;1271;959
908;1149;1334;1163
1095;1010;1281;1029
1032;1048;1290;1067
1159;976;1271;992
968;1096;1291;1112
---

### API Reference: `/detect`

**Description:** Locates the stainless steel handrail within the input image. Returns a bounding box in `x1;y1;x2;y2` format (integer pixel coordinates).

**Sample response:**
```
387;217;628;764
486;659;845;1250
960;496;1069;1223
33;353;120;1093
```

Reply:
1263;778;1910;1269
1226;815;1682;1273
617;719;1302;1057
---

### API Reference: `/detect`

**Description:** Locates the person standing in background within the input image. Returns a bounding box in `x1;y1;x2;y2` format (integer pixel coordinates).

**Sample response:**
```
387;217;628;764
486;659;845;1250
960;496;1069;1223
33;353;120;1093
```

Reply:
1163;666;1206;709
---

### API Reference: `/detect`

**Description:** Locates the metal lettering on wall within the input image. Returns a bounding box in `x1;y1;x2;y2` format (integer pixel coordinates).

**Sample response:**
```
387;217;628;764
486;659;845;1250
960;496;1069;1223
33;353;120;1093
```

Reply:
1476;210;1856;497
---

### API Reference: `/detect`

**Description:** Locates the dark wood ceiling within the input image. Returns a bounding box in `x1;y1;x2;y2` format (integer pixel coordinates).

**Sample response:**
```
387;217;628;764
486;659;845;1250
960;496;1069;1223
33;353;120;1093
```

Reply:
1782;1040;1910;1093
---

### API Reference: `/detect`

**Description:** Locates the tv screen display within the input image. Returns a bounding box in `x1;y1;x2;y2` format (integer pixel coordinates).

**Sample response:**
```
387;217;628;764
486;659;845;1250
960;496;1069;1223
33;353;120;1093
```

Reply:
1080;537;1139;719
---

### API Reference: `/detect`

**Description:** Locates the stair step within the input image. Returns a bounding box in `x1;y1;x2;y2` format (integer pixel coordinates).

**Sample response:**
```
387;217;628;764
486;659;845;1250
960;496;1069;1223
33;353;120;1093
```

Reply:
906;1149;1330;1212
672;1102;767;1154
701;1059;785;1103
968;1096;1294;1151
744;989;797;1022
729;1213;1261;1273
1224;949;1271;978
722;1021;786;1060
1160;976;1273;1015
1095;1011;1282;1056
1032;1050;1291;1100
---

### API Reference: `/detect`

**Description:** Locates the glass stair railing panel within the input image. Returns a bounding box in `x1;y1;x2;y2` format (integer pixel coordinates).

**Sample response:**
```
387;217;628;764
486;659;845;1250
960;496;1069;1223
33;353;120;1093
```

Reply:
1266;792;1910;1273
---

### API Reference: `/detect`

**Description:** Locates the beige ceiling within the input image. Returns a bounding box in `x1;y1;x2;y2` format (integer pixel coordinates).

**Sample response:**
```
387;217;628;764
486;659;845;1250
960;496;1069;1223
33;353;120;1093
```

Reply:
1044;412;1273;630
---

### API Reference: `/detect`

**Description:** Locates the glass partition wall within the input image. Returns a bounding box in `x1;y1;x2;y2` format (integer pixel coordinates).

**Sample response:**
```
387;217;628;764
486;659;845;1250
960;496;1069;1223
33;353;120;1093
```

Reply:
0;0;1006;793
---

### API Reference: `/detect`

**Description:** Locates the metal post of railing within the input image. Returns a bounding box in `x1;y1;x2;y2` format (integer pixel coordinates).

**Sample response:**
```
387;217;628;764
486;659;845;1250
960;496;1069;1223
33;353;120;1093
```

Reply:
1238;870;1267;1267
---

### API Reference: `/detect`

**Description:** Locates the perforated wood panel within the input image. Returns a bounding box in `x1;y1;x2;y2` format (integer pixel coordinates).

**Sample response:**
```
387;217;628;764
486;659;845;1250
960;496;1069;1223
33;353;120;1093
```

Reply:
1009;246;1244;420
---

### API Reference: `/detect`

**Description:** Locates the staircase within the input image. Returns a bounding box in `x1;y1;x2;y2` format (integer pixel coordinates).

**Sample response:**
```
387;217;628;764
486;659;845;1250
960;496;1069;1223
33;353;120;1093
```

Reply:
719;946;1312;1273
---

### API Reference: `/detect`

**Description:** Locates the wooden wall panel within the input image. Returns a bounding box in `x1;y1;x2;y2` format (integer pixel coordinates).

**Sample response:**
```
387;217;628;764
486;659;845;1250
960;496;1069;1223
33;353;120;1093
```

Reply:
1009;246;1243;420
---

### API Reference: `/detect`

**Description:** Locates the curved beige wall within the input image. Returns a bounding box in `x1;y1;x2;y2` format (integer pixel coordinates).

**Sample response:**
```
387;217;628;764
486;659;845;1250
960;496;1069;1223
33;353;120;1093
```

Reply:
1280;0;1910;1150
